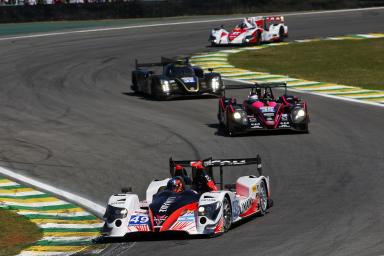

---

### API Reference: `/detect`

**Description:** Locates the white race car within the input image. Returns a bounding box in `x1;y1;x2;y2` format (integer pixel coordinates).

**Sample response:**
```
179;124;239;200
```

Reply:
210;16;288;46
101;156;273;238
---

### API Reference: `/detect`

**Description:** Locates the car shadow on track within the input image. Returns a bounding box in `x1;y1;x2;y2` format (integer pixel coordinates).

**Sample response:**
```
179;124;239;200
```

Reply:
206;123;308;137
94;232;207;244
94;212;271;245
122;92;218;101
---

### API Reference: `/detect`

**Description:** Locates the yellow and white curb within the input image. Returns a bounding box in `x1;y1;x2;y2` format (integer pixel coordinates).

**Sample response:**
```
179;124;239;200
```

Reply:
0;176;104;255
190;33;384;107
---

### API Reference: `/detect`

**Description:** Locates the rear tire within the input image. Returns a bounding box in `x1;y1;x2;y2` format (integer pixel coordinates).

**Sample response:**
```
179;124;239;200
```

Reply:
218;105;224;125
279;27;285;42
257;180;268;216
131;74;138;92
222;197;232;232
255;31;262;45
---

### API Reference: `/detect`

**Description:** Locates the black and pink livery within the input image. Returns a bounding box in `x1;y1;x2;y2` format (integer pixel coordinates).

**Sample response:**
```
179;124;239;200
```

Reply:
218;82;309;136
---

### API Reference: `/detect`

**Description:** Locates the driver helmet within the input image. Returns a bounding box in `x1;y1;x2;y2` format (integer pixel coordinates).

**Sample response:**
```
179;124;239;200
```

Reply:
248;94;259;103
166;177;185;193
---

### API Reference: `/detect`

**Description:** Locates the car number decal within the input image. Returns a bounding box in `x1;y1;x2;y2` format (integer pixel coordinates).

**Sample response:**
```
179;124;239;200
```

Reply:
181;77;195;83
260;107;275;112
129;215;149;225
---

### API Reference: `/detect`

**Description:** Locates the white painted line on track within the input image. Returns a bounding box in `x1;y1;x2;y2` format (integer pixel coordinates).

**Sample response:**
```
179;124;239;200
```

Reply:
0;190;45;196
18;252;73;256
0;166;105;216
0;181;19;187
0;6;383;42
18;211;92;217
1;200;69;207
224;78;384;108
39;223;104;229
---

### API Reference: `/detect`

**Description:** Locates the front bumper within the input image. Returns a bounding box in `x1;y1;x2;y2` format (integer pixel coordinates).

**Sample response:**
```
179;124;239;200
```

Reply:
228;117;308;134
158;89;223;100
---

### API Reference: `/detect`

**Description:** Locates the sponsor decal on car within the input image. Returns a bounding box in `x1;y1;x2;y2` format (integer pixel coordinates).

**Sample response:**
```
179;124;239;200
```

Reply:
154;215;167;226
240;197;253;214
260;107;275;112
181;77;195;83
232;199;241;219
177;211;195;222
159;196;176;213
202;159;247;166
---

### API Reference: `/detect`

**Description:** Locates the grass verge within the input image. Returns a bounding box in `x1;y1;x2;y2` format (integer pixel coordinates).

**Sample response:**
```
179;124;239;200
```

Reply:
0;209;43;256
228;38;384;90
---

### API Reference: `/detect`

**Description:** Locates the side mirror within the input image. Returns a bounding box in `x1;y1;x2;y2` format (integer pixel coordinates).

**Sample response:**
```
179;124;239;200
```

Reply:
121;187;132;193
208;68;214;73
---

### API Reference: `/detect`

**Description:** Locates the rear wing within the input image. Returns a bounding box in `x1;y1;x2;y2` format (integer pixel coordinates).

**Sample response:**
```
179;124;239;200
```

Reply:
264;16;285;22
135;57;190;69
169;155;262;190
223;82;287;96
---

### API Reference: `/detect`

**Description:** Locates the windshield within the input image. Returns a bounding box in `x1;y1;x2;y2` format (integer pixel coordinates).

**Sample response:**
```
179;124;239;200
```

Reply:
168;65;194;77
236;22;247;29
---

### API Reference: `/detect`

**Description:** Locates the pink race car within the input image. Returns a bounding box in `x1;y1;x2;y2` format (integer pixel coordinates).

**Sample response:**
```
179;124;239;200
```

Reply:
218;82;309;136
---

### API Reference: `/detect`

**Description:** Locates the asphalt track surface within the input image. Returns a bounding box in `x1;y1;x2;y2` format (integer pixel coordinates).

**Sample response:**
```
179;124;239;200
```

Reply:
0;8;384;256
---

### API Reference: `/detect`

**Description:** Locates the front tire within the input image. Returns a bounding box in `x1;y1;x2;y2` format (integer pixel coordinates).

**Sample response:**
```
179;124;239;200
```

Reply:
151;81;165;100
226;112;237;137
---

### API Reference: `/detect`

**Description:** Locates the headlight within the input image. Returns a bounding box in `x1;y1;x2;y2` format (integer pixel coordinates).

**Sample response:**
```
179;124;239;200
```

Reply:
296;109;305;118
211;77;220;91
120;209;128;216
198;202;221;220
161;80;170;92
233;112;242;119
293;108;306;123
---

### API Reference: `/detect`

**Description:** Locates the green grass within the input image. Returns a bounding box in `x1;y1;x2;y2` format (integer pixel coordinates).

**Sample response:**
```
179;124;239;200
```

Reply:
0;209;42;256
228;38;384;90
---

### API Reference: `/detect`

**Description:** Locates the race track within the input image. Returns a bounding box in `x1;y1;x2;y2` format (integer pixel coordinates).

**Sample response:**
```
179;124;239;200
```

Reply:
0;8;384;256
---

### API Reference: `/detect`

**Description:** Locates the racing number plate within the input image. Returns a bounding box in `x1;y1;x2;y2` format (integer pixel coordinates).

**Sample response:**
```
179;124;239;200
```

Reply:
129;215;149;225
181;77;195;83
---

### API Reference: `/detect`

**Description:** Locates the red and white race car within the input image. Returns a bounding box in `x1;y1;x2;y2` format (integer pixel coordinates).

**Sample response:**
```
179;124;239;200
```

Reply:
100;156;272;238
210;16;288;46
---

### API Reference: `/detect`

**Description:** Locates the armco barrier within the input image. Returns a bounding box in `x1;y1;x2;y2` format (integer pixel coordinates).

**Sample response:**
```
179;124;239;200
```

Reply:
0;0;383;23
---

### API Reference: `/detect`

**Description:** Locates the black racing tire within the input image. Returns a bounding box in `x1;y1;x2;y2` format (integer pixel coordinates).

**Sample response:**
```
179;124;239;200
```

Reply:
255;31;262;45
226;112;236;137
279;27;285;42
222;196;232;232
257;180;268;216
296;123;309;134
151;80;165;100
218;105;224;125
131;74;138;92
